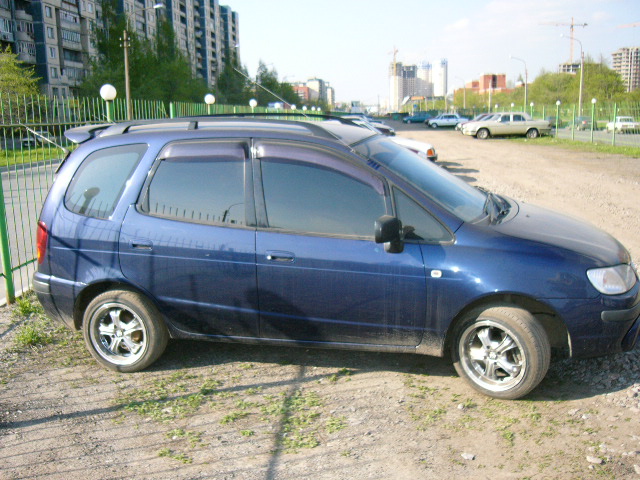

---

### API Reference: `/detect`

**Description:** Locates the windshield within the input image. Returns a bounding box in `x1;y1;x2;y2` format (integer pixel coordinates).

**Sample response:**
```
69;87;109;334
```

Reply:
353;136;487;222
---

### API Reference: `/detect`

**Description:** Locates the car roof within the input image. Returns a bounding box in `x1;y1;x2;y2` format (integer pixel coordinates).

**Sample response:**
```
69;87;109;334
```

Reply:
64;115;378;148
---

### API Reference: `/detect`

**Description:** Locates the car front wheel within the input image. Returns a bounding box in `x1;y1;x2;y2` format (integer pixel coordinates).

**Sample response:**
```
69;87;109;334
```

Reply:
451;306;550;400
476;128;490;140
82;290;169;372
430;123;438;129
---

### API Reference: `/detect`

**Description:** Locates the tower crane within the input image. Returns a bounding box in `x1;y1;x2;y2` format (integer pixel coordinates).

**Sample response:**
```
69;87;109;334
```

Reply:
541;17;588;62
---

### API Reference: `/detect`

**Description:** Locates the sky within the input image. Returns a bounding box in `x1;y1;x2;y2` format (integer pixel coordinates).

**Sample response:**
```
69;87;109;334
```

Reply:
231;0;640;106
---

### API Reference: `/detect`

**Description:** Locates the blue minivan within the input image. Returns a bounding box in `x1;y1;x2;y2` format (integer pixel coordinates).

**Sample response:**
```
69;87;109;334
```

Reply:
33;117;640;399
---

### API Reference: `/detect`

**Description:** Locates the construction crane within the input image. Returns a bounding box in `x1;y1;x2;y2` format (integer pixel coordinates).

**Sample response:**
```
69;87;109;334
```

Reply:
541;17;588;62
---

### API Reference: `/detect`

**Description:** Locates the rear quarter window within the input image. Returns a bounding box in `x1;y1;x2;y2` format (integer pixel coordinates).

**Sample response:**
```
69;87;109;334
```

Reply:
64;144;147;219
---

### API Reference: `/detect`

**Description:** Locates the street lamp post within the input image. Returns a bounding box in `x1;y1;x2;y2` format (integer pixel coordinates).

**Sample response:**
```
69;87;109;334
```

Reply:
590;98;597;143
249;98;257;112
455;77;466;110
510;55;528;112
555;100;561;134
562;34;585;115
530;102;534;117
100;84;117;122
123;3;163;120
204;94;216;114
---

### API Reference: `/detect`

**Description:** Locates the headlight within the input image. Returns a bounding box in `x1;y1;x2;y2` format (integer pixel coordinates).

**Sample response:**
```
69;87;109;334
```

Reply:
587;264;637;295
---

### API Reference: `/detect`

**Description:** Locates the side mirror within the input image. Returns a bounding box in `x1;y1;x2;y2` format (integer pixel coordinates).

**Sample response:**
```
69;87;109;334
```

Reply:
375;215;404;253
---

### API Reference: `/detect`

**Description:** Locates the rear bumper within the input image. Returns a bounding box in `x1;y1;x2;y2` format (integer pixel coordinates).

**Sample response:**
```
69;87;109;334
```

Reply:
32;272;76;330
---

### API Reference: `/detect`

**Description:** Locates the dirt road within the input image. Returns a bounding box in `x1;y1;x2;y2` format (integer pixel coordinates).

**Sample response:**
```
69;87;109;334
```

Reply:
1;123;639;480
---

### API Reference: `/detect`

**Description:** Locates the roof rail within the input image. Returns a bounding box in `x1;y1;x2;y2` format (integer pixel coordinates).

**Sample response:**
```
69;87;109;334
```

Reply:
64;114;364;144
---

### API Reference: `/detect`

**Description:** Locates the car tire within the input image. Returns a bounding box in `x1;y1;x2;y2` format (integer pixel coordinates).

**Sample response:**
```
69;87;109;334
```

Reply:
476;128;490;140
451;306;550;400
430;123;438;129
82;290;169;372
526;128;539;139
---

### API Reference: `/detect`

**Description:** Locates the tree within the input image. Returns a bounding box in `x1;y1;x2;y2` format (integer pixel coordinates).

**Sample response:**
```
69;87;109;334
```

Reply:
0;46;40;96
216;51;251;104
79;0;207;103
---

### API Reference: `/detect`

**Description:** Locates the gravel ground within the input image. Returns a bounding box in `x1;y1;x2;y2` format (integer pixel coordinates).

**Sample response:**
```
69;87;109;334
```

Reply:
1;124;639;479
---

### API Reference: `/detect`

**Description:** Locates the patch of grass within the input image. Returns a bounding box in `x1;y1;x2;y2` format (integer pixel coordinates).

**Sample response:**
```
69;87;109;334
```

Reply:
260;389;324;452
13;320;54;347
514;135;640;158
240;429;255;437
158;448;192;464
326;415;347;433
221;411;249;424
167;428;204;447
327;368;353;383
13;294;45;318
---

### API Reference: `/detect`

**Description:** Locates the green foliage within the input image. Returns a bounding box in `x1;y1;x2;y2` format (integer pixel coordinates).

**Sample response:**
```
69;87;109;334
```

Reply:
0;46;41;96
453;60;630;110
14;320;54;347
79;2;207;103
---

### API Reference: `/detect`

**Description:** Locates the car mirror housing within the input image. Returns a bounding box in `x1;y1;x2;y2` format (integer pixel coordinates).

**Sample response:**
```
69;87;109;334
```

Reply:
375;215;404;253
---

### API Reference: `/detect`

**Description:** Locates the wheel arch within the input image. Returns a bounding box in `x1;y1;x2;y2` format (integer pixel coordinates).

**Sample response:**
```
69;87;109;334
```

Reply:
442;293;570;360
73;280;162;330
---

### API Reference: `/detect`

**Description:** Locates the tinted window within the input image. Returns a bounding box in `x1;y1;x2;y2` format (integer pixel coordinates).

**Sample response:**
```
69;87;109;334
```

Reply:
65;144;147;219
261;157;386;237
513;115;525;122
395;189;451;242
142;151;246;226
353;136;486;222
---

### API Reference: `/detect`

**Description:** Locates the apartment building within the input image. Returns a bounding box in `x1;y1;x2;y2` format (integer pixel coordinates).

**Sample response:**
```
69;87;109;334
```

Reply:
0;0;239;97
612;46;640;92
388;59;445;112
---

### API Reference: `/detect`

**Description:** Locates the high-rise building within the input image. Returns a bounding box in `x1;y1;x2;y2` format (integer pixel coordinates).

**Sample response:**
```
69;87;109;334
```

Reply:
612;46;640;92
0;0;239;98
388;59;445;111
432;59;447;98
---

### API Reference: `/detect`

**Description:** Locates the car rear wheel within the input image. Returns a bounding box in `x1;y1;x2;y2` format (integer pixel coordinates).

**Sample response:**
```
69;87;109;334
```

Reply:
526;128;540;139
430;123;438;129
476;128;490;140
82;290;169;372
451;306;550;400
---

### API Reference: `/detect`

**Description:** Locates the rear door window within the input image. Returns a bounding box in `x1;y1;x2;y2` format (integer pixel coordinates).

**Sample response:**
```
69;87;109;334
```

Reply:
65;144;147;219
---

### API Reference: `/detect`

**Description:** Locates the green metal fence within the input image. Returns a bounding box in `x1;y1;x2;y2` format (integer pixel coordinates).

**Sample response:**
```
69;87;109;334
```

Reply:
0;93;294;303
1;93;638;304
459;102;640;147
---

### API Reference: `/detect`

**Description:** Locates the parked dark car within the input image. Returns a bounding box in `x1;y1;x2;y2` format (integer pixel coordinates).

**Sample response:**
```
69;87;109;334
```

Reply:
34;116;640;400
403;112;433;124
573;116;593;131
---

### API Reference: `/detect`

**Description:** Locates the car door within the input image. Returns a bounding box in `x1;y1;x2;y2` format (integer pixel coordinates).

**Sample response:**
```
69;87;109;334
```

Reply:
119;140;259;338
493;114;512;135
511;114;527;135
253;140;427;346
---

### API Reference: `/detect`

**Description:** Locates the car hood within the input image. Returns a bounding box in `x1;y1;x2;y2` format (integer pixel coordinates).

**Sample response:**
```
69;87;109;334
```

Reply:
495;201;630;266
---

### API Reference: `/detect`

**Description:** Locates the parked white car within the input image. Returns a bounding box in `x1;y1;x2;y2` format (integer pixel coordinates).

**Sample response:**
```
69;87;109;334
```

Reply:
391;136;438;162
461;112;551;139
606;116;640;134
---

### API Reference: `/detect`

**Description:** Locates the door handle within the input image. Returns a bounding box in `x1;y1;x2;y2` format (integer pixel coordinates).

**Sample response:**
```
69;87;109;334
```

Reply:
266;251;295;263
129;239;153;250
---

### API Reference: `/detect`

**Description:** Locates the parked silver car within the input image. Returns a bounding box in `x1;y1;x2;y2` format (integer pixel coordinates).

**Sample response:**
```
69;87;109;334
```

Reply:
461;112;551;139
426;113;469;129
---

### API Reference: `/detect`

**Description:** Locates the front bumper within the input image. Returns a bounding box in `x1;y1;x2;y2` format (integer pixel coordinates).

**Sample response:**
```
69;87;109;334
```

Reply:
547;285;640;359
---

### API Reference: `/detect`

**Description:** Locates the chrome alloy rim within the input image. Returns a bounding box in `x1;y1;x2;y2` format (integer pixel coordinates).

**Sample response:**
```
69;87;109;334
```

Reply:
89;302;148;366
458;320;526;392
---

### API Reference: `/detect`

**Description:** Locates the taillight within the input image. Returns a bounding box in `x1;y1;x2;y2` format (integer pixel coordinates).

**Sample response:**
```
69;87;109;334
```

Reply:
36;221;48;264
